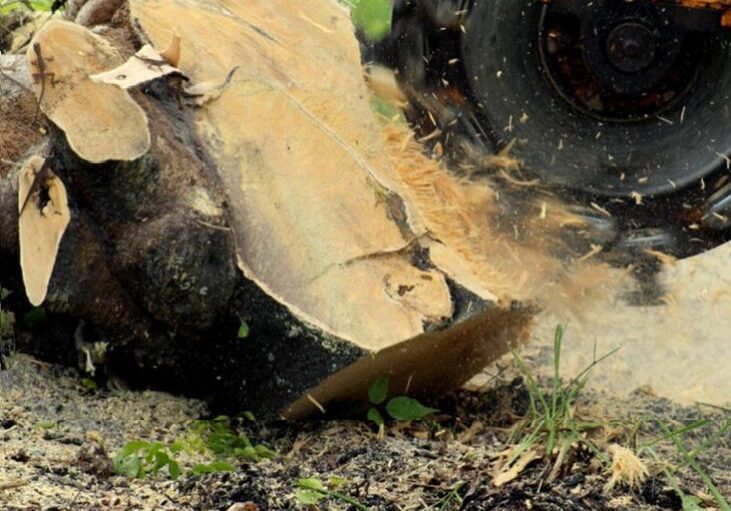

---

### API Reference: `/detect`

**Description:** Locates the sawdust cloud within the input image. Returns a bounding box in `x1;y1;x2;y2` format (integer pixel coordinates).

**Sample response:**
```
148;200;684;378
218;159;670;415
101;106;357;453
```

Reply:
380;122;624;319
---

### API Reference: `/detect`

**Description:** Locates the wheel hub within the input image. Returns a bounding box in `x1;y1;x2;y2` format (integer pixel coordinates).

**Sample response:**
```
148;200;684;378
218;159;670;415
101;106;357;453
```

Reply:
539;0;702;120
606;22;657;73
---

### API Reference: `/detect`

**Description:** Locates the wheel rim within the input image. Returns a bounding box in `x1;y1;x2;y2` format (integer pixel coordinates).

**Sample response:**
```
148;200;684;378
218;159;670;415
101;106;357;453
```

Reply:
461;0;731;198
537;1;707;122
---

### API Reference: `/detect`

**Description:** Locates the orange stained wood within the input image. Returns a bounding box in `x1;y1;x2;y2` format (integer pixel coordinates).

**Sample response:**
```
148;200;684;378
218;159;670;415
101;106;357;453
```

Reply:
664;0;731;26
540;0;731;26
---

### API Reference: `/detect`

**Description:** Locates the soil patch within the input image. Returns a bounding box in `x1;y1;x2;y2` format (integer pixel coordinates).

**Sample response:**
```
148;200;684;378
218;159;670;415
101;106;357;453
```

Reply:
0;355;728;511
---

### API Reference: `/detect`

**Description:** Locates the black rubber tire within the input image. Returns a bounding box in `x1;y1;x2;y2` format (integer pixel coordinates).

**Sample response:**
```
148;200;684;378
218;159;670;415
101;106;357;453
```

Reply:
461;0;731;199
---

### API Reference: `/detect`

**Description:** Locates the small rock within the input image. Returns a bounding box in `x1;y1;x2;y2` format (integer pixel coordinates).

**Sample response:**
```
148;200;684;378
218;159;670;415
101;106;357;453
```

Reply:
1;419;16;429
227;503;260;511
9;449;29;463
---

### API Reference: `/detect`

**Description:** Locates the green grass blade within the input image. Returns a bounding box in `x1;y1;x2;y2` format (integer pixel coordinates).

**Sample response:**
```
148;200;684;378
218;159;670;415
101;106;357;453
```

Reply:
659;422;731;511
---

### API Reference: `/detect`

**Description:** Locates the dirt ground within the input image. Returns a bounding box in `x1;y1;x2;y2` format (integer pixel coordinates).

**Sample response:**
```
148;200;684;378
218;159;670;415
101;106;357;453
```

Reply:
2;135;730;509
1;200;729;511
0;351;728;511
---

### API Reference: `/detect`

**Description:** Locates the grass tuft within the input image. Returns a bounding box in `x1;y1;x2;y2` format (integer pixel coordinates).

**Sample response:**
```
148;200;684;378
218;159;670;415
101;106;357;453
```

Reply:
500;325;620;483
641;419;731;511
115;415;276;480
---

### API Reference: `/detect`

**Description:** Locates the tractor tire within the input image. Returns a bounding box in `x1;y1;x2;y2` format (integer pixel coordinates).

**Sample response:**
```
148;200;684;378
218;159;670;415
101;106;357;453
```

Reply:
370;0;731;259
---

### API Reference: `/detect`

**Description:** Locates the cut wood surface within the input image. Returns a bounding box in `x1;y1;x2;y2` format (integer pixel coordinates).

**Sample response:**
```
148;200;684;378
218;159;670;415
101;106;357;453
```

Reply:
130;0;460;349
0;0;541;416
27;20;150;163
18;156;70;306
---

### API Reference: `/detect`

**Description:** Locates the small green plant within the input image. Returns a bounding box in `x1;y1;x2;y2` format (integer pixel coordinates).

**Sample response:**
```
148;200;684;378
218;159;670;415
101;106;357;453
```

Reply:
186;415;277;462
640;419;731;511
0;0;54;15
21;306;46;329
191;460;236;476
115;415;275;480
339;0;392;42
506;325;620;480
114;441;182;480
80;377;98;391
294;477;367;510
507;324;727;505
237;318;250;339
432;481;466;511
367;376;439;428
370;96;406;123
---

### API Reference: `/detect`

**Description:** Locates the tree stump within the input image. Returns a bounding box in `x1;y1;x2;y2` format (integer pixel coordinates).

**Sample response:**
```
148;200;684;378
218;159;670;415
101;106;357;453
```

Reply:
0;0;600;418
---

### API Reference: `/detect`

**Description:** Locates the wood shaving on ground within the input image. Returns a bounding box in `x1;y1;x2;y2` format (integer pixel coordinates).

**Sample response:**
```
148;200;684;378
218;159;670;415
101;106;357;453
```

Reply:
492;446;543;487
604;443;649;492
